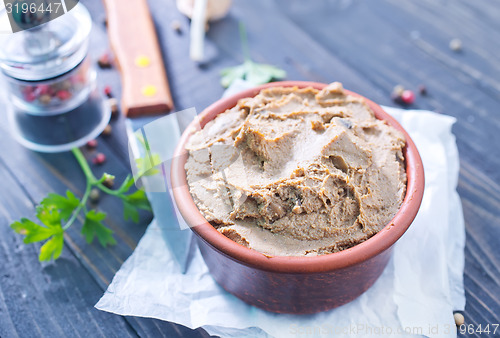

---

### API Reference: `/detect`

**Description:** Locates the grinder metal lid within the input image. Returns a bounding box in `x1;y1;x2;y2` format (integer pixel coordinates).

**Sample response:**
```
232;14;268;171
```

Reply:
0;3;91;81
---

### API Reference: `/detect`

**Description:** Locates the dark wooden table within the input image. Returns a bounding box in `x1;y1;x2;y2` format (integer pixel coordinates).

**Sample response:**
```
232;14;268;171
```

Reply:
1;0;499;337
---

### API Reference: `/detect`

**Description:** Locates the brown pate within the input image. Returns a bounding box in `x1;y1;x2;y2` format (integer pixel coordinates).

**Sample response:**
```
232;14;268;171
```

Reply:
185;82;406;256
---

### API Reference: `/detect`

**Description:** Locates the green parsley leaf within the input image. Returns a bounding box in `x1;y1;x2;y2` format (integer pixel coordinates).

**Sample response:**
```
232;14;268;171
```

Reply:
220;60;286;88
117;175;135;194
220;63;247;88
40;191;80;221
81;210;116;247
10;148;152;263
124;190;152;210
36;204;62;228
122;189;152;223
247;62;287;83
39;233;64;261
123;202;139;223
11;218;60;244
134;133;162;177
135;154;161;177
11;215;64;261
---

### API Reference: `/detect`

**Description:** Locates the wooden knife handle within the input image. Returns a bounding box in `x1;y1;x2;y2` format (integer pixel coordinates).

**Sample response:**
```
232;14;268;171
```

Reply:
103;0;174;117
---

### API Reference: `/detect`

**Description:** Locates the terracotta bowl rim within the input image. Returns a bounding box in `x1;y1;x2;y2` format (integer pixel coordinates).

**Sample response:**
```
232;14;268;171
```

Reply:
171;81;425;274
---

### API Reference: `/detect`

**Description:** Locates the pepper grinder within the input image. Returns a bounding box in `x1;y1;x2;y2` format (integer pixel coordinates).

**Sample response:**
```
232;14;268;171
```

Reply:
0;3;110;152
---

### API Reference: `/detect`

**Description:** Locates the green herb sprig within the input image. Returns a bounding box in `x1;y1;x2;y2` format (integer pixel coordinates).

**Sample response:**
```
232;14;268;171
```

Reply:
220;22;286;88
10;148;151;262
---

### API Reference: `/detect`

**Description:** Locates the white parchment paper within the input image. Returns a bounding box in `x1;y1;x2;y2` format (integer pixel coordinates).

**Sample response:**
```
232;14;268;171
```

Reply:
96;82;465;338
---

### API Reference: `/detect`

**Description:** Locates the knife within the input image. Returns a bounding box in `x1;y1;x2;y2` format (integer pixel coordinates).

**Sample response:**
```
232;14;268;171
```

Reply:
102;0;193;273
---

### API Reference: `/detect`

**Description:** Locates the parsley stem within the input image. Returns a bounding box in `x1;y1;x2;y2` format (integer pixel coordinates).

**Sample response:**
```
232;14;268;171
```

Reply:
11;146;149;262
61;148;95;230
64;148;101;230
96;183;121;197
63;182;90;230
71;148;98;184
72;148;124;197
239;22;251;62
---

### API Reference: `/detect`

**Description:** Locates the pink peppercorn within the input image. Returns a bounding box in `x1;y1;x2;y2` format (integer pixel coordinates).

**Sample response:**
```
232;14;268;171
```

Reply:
24;92;37;102
36;84;52;96
104;86;113;98
92;153;106;165
86;139;98;149
401;90;415;105
56;90;72;101
22;86;33;95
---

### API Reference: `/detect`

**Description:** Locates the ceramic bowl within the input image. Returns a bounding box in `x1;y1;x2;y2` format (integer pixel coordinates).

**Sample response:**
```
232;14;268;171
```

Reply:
171;81;424;314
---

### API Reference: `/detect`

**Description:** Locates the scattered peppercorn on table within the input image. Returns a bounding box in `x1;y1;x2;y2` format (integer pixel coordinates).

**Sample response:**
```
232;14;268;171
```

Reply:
0;0;498;337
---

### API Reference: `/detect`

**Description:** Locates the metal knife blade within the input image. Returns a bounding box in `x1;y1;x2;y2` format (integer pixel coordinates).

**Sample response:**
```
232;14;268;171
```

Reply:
102;0;192;273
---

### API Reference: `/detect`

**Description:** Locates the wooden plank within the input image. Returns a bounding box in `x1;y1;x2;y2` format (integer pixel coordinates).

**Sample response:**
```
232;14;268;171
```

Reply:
0;122;149;281
277;0;500;328
1;0;498;336
84;0;230;163
0;100;211;338
208;3;391;105
376;0;500;101
0;159;137;338
464;251;500;323
0;1;223;336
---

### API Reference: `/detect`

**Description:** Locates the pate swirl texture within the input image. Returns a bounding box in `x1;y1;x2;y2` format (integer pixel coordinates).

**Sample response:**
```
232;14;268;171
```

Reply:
185;83;406;256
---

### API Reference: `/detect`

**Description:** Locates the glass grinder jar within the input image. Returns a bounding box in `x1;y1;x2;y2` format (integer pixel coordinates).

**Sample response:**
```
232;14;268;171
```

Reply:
0;3;110;152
